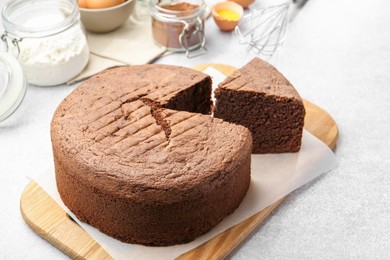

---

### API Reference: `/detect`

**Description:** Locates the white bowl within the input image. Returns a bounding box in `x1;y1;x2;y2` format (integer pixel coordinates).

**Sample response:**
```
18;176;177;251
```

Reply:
79;0;136;33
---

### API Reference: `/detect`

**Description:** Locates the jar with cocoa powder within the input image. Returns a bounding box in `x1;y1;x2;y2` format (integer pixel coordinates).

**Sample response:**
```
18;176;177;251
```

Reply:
149;0;207;57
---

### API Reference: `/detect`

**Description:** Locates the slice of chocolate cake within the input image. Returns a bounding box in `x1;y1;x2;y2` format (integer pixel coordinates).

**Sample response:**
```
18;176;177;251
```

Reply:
214;58;305;153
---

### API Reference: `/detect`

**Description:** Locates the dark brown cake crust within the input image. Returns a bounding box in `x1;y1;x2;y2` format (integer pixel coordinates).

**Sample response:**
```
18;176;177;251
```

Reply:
51;64;252;246
214;58;305;153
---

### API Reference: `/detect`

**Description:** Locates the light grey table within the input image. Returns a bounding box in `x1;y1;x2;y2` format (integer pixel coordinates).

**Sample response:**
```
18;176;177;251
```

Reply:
1;0;390;259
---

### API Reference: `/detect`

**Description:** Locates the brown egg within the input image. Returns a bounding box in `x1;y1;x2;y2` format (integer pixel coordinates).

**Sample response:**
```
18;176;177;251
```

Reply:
78;0;88;8
212;1;244;31
87;0;125;9
229;0;255;8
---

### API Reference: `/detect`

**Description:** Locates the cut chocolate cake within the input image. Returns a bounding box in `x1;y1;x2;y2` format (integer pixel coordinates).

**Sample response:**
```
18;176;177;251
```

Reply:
51;64;252;246
214;58;305;153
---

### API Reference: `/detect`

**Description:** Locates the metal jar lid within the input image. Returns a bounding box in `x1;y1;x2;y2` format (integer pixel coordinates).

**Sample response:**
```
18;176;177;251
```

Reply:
0;52;27;122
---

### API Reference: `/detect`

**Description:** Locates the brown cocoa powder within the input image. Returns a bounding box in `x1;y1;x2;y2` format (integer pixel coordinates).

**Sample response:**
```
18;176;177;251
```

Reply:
161;2;198;11
152;2;204;50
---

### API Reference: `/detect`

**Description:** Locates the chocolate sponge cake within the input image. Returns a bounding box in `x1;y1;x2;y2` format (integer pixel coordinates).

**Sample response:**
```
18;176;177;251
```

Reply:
214;58;305;153
51;65;252;246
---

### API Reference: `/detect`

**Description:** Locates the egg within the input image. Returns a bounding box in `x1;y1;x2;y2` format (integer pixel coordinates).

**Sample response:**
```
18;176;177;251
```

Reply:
212;1;243;31
228;0;255;9
217;9;241;21
78;0;88;8
86;0;125;9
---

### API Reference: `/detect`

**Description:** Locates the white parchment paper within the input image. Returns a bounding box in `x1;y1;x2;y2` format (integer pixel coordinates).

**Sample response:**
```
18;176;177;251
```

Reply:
33;68;338;259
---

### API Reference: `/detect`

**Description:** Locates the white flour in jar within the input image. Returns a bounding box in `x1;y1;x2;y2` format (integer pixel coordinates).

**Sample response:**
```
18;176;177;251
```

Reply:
14;12;89;86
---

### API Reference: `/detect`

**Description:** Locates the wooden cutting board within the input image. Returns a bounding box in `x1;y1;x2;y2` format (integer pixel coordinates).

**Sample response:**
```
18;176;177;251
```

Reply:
20;64;338;260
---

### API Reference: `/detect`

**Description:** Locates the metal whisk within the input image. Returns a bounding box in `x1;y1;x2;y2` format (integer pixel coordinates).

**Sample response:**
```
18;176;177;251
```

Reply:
235;1;291;56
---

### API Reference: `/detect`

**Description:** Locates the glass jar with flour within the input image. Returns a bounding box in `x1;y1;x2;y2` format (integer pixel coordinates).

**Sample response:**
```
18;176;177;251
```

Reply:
1;0;89;86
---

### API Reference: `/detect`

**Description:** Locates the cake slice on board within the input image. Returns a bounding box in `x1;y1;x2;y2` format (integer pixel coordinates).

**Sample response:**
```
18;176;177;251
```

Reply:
214;58;305;153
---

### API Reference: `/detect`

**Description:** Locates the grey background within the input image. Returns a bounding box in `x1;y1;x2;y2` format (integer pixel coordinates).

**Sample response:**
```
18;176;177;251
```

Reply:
1;0;389;259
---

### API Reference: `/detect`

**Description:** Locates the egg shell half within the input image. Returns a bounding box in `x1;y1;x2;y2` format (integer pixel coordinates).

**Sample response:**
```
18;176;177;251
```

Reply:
212;1;244;31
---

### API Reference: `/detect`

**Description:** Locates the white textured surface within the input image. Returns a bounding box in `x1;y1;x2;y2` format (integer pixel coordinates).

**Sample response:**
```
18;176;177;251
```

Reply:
1;0;390;259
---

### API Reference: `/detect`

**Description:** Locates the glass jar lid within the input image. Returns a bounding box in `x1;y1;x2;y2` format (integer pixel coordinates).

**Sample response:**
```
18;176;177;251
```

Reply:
2;0;79;38
0;52;27;122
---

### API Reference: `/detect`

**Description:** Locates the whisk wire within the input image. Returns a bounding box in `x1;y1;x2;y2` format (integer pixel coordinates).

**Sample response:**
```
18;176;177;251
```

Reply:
235;2;291;56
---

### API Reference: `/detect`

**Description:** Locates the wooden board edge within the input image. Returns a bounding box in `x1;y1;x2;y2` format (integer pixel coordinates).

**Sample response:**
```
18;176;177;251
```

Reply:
302;100;339;150
20;182;78;259
20;180;113;260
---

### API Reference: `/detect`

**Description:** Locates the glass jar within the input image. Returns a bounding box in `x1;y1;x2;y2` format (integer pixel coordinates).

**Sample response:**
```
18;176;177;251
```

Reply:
1;0;89;86
0;52;27;122
149;0;207;57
